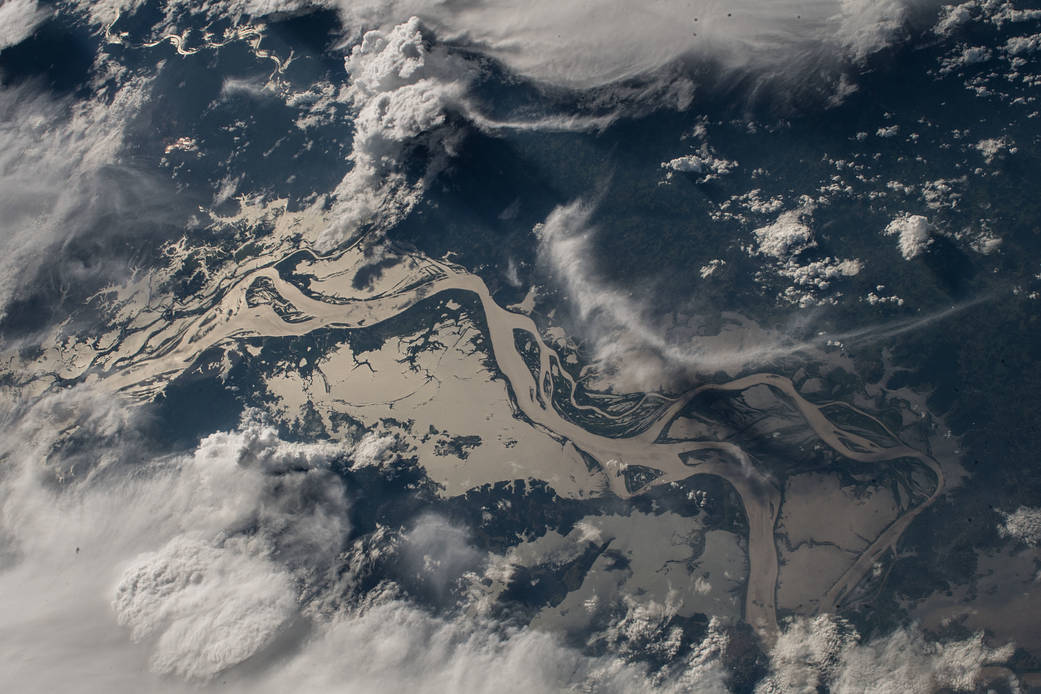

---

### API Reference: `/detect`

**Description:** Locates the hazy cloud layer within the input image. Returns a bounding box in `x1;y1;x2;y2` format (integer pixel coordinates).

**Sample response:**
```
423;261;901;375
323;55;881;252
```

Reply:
0;74;179;321
0;0;50;50
534;200;836;388
0;389;716;692
113;536;298;680
0;392;346;688
335;0;944;101
0;385;1016;692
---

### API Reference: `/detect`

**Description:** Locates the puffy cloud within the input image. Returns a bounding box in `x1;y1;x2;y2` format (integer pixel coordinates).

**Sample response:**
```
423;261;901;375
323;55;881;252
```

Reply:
317;17;472;251
777;257;863;307
351;430;398;468
699;259;726;279
831;0;920;61
999;506;1041;547
0;0;49;50
69;0;322;30
752;208;817;261
756;615;858;693
112;536;296;680
178;417;349;570
398;514;483;600
866;286;905;306
832;628;1014;693
757;615;1014;694
1004;32;1041;55
884;214;933;260
317;11;667;251
938;45;992;72
930;0;1041;36
975;136;1016;164
677;618;732;691
592;593;687;662
749;206;862;306
921;177;963;210
583;598;731;691
662;151;737;181
251;593;683;694
288;81;352;131
933;1;976;36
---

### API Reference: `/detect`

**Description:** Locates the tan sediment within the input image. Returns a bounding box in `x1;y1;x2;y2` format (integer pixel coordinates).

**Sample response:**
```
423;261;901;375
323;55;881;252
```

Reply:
915;548;1041;655
64;244;942;646
775;473;902;614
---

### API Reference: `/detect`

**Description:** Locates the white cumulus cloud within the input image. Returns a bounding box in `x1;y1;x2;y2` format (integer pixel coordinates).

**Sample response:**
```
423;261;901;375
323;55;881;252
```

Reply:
758;614;1014;694
999;506;1041;547
752;208;818;260
113;536;297;680
884;214;934;260
318;17;472;251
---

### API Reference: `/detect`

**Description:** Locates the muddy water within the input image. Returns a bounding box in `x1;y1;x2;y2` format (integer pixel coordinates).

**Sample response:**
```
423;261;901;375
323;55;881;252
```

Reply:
94;248;943;644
